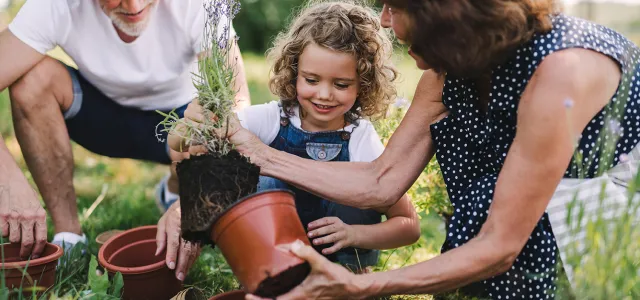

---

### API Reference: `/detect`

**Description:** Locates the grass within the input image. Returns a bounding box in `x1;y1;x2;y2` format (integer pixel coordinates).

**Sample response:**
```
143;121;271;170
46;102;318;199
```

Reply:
0;52;446;299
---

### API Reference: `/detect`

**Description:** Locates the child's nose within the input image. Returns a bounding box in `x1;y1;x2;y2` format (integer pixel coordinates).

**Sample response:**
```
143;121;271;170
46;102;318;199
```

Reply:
316;84;331;101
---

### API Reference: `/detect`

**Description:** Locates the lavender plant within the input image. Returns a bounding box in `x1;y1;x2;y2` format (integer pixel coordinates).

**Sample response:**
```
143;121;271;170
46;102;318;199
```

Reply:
157;0;241;155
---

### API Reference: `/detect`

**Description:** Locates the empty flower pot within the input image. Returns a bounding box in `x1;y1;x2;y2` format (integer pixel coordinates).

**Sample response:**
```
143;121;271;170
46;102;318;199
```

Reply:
98;225;182;300
211;190;311;298
0;242;63;296
208;290;246;300
95;229;124;247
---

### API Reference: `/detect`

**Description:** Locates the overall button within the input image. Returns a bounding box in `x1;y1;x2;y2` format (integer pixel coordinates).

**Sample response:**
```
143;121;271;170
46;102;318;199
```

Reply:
306;142;342;161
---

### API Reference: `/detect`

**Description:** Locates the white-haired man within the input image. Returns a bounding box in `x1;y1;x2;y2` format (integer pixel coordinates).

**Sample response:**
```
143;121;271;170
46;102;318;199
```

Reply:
0;0;249;274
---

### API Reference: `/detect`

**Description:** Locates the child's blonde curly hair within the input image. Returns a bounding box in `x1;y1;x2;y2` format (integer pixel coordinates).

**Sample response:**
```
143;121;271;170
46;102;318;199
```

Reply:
267;0;398;122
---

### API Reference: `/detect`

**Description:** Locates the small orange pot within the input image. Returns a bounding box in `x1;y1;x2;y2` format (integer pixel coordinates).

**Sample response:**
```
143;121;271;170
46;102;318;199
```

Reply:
208;290;246;300
98;225;182;300
211;190;311;298
0;242;63;296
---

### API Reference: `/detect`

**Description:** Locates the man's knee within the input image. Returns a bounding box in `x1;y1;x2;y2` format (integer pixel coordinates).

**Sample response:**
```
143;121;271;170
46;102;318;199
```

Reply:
9;58;72;117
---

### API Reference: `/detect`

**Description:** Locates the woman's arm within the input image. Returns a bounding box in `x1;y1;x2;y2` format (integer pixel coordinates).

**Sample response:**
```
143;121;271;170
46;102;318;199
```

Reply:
240;71;447;209
247;49;621;300
353;48;620;297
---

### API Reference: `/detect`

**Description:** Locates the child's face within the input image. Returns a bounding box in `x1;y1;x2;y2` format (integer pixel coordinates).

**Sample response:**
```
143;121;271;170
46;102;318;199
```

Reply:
296;43;359;132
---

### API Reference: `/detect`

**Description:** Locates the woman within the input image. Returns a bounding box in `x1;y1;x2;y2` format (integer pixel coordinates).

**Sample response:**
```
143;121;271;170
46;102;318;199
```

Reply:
170;0;640;298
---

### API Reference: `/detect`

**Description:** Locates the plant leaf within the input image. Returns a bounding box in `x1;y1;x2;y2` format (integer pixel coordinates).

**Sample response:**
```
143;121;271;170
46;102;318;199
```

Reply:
88;256;109;294
109;272;124;297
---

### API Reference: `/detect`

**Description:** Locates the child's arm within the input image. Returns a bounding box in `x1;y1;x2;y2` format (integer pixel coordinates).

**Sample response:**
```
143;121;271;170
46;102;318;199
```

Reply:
307;194;420;255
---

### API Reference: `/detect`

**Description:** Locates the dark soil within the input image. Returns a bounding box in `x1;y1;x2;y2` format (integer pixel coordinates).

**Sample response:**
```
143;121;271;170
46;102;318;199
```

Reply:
177;150;260;244
253;262;311;298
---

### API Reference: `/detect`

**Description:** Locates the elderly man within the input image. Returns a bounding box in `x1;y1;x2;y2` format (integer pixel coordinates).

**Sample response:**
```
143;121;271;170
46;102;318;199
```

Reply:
0;0;249;266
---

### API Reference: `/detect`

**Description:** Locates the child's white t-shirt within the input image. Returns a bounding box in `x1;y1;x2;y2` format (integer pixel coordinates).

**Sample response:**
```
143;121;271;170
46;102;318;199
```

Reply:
237;101;385;162
8;0;231;111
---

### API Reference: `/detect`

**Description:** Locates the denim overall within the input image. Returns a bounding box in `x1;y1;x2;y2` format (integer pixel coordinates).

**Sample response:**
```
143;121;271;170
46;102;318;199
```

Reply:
257;115;382;271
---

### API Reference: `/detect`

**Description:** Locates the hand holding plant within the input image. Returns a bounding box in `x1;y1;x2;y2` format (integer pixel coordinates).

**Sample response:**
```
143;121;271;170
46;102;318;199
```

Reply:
168;98;263;158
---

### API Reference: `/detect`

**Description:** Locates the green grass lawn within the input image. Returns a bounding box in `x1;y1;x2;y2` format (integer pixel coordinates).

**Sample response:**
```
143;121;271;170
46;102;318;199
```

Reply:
0;53;447;299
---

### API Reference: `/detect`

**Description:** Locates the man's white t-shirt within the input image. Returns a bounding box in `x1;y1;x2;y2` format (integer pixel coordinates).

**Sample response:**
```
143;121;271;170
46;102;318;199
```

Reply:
8;0;231;111
237;101;385;162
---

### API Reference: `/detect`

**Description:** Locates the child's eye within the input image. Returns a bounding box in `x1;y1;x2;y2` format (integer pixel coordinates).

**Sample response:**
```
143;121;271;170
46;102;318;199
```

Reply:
305;78;318;84
335;83;350;89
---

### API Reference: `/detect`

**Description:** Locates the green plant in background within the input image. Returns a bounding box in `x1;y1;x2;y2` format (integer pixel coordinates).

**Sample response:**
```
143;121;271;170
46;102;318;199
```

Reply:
158;0;241;155
556;173;640;299
554;68;640;298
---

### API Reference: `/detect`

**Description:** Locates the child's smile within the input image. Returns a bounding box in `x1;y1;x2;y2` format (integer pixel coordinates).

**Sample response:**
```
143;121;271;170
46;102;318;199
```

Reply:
310;102;338;113
296;43;359;132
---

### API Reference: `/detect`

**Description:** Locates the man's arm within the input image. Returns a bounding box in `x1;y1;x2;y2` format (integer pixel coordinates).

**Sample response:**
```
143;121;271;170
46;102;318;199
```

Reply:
0;28;48;257
228;42;250;110
0;29;45;91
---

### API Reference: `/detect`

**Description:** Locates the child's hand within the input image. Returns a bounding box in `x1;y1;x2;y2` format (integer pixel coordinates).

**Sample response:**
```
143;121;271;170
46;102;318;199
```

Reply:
307;217;357;255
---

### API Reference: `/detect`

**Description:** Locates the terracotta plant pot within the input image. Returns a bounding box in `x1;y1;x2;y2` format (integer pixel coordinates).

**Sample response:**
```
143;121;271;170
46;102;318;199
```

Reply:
211;190;311;298
95;229;124;246
208;290;246;300
98;225;182;300
0;242;63;295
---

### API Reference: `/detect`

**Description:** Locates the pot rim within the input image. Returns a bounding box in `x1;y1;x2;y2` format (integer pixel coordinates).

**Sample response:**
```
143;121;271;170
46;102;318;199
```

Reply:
0;242;63;269
209;289;246;300
210;189;294;229
98;225;166;275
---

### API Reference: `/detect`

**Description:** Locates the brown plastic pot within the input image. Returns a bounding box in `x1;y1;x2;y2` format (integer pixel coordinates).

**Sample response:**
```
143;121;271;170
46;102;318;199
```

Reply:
98;225;182;300
95;229;124;246
0;242;63;295
211;190;311;297
208;290;246;300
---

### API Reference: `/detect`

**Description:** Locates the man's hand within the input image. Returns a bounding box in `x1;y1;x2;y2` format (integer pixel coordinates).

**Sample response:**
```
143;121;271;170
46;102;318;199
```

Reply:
307;217;357;255
0;183;47;259
156;200;201;281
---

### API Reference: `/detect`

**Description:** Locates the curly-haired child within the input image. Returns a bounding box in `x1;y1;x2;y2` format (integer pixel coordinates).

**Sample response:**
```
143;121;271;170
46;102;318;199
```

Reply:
235;1;420;272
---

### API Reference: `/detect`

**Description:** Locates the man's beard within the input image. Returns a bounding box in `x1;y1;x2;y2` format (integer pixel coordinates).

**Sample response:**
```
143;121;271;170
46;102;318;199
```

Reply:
106;0;156;37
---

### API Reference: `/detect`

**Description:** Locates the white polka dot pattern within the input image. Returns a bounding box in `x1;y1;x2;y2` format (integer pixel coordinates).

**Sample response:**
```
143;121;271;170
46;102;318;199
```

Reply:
429;14;639;298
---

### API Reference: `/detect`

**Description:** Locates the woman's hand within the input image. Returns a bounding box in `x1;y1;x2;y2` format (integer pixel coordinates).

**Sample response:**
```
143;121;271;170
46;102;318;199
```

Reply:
156;200;201;281
307;217;357;255
245;240;364;300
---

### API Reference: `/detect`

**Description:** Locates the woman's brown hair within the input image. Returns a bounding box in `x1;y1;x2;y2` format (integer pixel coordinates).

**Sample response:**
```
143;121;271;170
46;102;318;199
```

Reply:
383;0;556;77
267;1;398;121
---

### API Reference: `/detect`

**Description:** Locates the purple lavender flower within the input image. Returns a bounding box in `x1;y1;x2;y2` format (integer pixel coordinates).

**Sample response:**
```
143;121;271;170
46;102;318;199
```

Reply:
203;0;240;51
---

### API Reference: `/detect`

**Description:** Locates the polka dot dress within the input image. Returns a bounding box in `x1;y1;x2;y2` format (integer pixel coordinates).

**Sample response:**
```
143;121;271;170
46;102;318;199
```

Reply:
430;14;640;299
